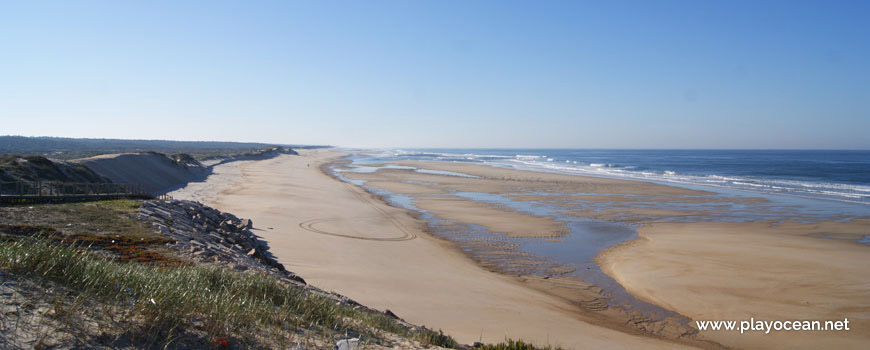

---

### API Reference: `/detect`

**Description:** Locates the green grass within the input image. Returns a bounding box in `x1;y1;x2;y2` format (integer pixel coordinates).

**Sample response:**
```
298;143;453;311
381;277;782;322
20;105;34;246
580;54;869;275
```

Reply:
0;199;154;238
0;200;562;349
57;199;151;236
0;236;458;348
474;339;565;350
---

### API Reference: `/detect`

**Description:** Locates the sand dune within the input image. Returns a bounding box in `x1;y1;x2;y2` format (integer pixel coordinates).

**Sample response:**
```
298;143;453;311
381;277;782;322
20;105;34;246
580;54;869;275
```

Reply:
74;152;208;193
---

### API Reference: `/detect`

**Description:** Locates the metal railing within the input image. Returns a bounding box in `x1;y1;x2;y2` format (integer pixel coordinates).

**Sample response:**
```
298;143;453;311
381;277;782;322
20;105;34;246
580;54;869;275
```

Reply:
0;181;165;203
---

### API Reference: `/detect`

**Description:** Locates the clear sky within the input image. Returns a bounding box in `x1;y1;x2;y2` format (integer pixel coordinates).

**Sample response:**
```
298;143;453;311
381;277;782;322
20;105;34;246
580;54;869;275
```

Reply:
1;1;868;149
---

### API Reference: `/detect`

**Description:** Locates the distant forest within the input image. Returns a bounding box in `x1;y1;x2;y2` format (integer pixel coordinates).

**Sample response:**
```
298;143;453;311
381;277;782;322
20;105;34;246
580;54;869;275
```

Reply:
0;136;328;160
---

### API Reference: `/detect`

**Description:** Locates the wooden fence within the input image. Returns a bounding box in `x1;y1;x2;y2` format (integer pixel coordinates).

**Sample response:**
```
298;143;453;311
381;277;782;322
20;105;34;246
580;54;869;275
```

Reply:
0;181;166;204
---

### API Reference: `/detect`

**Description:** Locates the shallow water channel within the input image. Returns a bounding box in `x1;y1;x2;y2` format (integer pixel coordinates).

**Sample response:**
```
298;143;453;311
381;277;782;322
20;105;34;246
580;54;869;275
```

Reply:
329;157;684;321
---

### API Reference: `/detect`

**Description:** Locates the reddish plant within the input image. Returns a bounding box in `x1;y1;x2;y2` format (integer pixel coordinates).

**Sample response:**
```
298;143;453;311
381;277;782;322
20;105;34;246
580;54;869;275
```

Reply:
212;337;230;350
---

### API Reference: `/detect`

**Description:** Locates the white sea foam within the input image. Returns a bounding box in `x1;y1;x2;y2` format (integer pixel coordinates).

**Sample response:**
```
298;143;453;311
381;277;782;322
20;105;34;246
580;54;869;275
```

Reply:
391;149;870;204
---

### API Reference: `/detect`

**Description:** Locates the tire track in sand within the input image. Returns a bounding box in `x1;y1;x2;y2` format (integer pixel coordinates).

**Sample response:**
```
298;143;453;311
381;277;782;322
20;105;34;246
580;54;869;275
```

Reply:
298;181;417;241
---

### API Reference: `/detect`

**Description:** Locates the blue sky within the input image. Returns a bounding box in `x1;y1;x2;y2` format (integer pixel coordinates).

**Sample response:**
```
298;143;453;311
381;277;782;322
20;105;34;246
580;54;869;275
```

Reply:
1;1;868;149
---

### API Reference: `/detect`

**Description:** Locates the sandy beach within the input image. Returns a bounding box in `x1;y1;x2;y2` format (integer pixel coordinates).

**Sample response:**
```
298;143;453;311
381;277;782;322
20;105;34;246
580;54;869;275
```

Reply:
171;149;694;349
367;160;870;349
172;149;870;350
9;2;867;348
598;220;870;349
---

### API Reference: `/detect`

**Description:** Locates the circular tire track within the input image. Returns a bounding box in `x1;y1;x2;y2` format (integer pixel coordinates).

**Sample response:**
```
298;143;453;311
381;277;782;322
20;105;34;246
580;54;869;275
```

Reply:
298;182;417;241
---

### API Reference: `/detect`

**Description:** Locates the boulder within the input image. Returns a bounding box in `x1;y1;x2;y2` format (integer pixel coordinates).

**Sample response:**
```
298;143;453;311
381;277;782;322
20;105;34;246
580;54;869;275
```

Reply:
137;199;302;284
240;219;253;230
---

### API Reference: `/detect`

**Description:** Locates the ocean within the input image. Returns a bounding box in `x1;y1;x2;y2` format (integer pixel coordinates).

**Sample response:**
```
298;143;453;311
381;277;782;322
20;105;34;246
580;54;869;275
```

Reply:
333;148;870;317
351;149;870;207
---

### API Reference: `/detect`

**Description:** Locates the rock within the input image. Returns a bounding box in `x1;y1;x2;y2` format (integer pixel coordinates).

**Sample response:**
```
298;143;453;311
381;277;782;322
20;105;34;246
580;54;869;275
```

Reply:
152;224;170;234
335;338;359;350
288;273;305;285
151;208;173;220
193;250;213;258
136;199;304;285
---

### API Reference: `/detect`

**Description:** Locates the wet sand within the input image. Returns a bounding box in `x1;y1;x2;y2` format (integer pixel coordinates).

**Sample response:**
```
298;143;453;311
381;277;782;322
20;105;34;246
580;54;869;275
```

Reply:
171;150;694;349
413;196;568;238
341;159;870;350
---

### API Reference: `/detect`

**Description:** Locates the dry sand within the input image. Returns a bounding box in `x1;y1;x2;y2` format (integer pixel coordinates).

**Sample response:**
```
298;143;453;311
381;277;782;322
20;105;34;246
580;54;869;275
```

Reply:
171;150;692;349
598;220;870;349
340;159;870;350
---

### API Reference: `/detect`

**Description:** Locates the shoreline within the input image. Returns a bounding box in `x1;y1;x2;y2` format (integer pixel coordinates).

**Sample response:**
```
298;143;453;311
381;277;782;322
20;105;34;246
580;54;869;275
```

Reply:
171;149;696;349
380;149;870;207
171;149;869;349
337;157;870;350
326;157;706;343
338;159;709;339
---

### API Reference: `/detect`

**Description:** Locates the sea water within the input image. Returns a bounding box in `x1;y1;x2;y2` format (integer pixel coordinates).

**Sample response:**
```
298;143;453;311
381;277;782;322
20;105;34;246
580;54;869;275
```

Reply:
330;149;870;319
351;148;870;207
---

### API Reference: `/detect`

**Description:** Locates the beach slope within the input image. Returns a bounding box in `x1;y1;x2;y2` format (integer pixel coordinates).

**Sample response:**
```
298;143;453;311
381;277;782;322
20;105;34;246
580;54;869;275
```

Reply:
171;149;693;349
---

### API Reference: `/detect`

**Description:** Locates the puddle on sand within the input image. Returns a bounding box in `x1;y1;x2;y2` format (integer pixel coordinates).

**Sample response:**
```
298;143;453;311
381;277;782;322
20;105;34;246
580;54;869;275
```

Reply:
327;153;870;336
335;162;479;178
448;191;676;318
328;158;684;322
